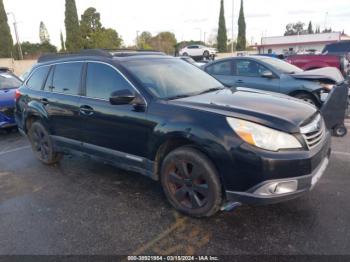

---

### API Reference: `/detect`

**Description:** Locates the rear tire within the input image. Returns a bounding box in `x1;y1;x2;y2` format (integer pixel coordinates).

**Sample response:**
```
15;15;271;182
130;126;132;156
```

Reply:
183;52;189;56
293;93;319;107
160;146;222;217
333;125;347;137
203;51;210;59
28;121;62;165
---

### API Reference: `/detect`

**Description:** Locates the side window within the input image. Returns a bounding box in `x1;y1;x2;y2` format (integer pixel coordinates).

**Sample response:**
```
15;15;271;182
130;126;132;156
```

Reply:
235;60;268;77
206;61;232;76
52;63;83;95
86;63;132;100
27;66;50;90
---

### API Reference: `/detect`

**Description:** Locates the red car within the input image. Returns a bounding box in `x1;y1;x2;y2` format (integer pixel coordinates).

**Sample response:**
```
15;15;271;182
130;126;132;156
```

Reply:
286;54;349;76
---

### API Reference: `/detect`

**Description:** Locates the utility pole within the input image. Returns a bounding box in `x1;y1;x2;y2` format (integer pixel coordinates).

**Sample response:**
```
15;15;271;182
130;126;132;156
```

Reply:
231;0;234;54
136;30;140;48
203;32;206;45
7;12;23;60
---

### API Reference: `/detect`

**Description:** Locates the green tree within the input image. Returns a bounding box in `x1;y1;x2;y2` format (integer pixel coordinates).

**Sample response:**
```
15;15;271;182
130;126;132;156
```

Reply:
236;0;246;51
65;0;82;52
60;31;65;52
39;21;50;43
80;7;102;48
307;21;314;34
0;0;13;57
149;32;177;54
80;7;122;49
284;22;307;36
137;31;153;49
13;41;57;59
217;0;227;52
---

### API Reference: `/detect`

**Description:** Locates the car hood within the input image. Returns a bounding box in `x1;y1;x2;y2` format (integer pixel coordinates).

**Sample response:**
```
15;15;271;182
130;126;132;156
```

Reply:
290;67;344;84
0;88;16;108
169;88;317;133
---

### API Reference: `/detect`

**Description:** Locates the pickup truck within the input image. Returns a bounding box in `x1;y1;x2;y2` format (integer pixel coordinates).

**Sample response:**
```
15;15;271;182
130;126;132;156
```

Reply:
286;41;350;77
286;54;349;76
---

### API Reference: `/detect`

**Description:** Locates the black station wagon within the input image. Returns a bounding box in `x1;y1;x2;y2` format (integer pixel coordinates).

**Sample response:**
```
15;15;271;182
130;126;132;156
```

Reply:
15;50;331;217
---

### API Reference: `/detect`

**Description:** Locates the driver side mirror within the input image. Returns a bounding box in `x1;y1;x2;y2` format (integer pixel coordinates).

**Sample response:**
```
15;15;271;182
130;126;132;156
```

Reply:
261;70;275;79
109;89;136;105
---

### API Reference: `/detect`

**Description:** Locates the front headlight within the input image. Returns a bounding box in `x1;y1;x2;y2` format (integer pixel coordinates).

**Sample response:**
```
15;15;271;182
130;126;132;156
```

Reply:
227;118;302;151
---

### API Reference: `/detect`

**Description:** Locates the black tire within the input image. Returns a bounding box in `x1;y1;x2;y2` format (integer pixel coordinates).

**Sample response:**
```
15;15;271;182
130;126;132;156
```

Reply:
160;146;222;217
183;52;189;56
293;93;319;107
333;125;347;137
28;121;62;165
203;50;210;59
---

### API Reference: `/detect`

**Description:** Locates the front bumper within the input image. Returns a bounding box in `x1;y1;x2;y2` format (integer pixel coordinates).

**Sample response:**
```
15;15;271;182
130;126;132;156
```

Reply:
224;131;332;206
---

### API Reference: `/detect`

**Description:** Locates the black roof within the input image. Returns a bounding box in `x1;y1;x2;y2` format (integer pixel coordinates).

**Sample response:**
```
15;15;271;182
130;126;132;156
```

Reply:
38;49;167;63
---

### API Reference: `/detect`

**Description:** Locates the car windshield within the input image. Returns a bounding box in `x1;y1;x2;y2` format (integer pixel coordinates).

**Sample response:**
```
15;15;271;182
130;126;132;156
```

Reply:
124;58;224;99
262;57;303;74
0;73;22;90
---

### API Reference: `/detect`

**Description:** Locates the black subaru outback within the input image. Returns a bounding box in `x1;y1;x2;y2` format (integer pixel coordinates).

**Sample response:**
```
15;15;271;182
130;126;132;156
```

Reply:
15;50;331;217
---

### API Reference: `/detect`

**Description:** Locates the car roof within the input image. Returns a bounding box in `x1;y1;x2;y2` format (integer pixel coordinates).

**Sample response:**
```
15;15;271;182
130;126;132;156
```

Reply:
37;49;167;65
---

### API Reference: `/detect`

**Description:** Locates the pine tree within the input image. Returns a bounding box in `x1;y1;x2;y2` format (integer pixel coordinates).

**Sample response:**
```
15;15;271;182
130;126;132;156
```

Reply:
0;0;13;57
307;21;314;34
217;0;227;52
39;21;50;43
65;0;82;52
60;31;65;52
236;0;246;51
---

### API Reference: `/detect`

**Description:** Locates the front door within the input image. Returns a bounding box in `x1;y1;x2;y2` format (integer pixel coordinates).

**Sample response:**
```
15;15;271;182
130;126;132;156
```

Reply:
233;59;281;92
77;62;151;166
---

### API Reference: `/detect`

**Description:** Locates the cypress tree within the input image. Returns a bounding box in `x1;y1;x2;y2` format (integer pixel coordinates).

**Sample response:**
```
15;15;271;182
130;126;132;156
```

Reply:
307;21;314;34
65;0;82;52
236;0;246;51
60;31;65;52
0;0;13;57
217;0;227;52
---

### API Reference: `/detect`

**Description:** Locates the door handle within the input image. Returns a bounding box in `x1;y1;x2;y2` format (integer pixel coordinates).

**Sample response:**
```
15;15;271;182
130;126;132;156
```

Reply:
79;105;94;116
236;80;244;84
41;98;49;105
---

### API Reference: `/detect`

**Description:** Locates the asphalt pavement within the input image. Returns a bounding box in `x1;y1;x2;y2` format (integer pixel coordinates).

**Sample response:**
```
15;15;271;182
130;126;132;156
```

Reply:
0;120;349;256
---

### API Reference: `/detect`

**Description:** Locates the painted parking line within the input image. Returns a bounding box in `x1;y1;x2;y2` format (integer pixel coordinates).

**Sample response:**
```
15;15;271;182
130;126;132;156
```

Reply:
0;145;31;157
333;151;350;158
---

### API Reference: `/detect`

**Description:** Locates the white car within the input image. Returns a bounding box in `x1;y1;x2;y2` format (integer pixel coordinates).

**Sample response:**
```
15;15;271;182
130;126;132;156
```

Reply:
179;45;217;58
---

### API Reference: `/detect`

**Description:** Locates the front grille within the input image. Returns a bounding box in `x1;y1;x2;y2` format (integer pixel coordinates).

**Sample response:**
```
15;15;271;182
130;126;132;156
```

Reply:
300;114;325;150
0;107;14;118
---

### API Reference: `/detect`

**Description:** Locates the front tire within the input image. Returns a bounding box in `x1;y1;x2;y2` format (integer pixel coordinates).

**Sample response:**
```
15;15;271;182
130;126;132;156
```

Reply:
161;146;222;217
203;51;210;59
28;121;62;165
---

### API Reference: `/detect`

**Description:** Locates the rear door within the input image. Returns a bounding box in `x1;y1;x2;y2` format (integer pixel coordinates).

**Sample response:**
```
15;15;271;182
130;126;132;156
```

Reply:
205;60;236;86
44;62;84;143
232;59;281;92
77;62;150;162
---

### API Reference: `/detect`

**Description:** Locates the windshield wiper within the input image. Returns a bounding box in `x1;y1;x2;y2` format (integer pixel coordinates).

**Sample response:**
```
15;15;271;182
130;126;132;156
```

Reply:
166;94;193;100
198;86;226;95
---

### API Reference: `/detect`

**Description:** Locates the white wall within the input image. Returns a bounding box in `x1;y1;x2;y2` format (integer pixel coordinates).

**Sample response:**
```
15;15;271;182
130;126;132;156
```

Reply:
0;59;36;76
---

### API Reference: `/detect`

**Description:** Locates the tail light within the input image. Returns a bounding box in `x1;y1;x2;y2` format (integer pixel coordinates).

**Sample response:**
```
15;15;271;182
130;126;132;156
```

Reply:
15;89;21;101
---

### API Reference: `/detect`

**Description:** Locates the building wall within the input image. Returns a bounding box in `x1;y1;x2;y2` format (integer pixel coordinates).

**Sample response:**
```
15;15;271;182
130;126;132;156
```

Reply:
258;43;328;55
0;59;36;76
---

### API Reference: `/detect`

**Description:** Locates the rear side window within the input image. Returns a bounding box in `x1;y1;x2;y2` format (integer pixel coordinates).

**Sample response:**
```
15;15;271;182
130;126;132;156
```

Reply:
27;66;50;90
52;63;83;95
206;61;232;75
85;63;132;100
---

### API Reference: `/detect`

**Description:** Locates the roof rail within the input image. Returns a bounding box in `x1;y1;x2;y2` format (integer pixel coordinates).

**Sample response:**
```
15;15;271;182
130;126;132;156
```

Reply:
38;49;113;63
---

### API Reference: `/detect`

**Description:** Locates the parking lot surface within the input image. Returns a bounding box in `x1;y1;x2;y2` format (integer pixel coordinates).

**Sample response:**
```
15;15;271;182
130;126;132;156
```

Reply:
0;119;350;255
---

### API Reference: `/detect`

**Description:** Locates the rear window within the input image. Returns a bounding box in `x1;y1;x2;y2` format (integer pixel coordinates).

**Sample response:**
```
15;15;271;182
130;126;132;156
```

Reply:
323;42;350;53
0;73;22;90
27;67;49;90
52;63;83;95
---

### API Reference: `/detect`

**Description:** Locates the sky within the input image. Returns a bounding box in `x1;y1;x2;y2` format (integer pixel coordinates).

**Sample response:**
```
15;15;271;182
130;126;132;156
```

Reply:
3;0;350;48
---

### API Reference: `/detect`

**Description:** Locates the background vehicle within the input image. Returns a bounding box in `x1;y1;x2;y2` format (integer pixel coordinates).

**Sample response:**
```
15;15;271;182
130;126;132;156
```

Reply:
179;45;217;59
177;56;208;67
0;71;22;132
203;56;345;108
286;54;349;77
16;50;331;217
